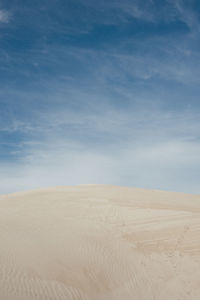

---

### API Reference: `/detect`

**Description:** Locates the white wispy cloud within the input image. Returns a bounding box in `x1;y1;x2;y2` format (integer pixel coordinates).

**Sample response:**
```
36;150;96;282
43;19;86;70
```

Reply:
0;9;10;23
1;136;200;195
111;0;156;22
173;0;197;29
1;103;200;194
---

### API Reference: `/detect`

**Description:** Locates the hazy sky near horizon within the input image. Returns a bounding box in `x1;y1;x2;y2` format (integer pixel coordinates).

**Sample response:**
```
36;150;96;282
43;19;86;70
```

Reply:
0;0;200;194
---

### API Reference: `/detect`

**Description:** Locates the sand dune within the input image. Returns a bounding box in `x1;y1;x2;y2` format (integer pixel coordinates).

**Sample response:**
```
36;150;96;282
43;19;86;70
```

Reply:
0;185;200;299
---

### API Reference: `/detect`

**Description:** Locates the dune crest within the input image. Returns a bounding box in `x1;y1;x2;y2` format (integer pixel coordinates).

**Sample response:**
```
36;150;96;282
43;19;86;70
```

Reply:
0;185;200;299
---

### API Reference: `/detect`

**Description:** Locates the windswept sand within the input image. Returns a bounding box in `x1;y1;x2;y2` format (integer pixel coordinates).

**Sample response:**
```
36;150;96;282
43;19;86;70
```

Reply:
0;185;200;300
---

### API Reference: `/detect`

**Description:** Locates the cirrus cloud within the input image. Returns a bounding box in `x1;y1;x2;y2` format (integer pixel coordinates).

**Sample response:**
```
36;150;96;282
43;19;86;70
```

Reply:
0;9;10;23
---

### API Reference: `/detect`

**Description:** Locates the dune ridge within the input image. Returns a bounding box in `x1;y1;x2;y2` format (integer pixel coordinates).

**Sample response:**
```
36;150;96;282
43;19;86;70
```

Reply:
0;185;200;299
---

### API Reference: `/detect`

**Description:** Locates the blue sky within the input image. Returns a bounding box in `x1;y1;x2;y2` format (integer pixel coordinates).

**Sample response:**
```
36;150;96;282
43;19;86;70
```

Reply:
0;0;200;194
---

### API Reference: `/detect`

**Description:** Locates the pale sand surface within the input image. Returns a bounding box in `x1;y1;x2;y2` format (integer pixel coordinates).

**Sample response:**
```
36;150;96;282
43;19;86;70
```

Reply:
0;185;200;300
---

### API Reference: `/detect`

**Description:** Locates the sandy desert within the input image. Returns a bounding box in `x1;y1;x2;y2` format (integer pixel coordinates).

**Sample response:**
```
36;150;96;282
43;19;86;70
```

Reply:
0;184;200;299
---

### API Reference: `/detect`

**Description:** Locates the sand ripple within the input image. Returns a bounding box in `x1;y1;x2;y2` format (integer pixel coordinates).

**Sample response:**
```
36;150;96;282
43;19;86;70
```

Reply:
0;185;200;299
